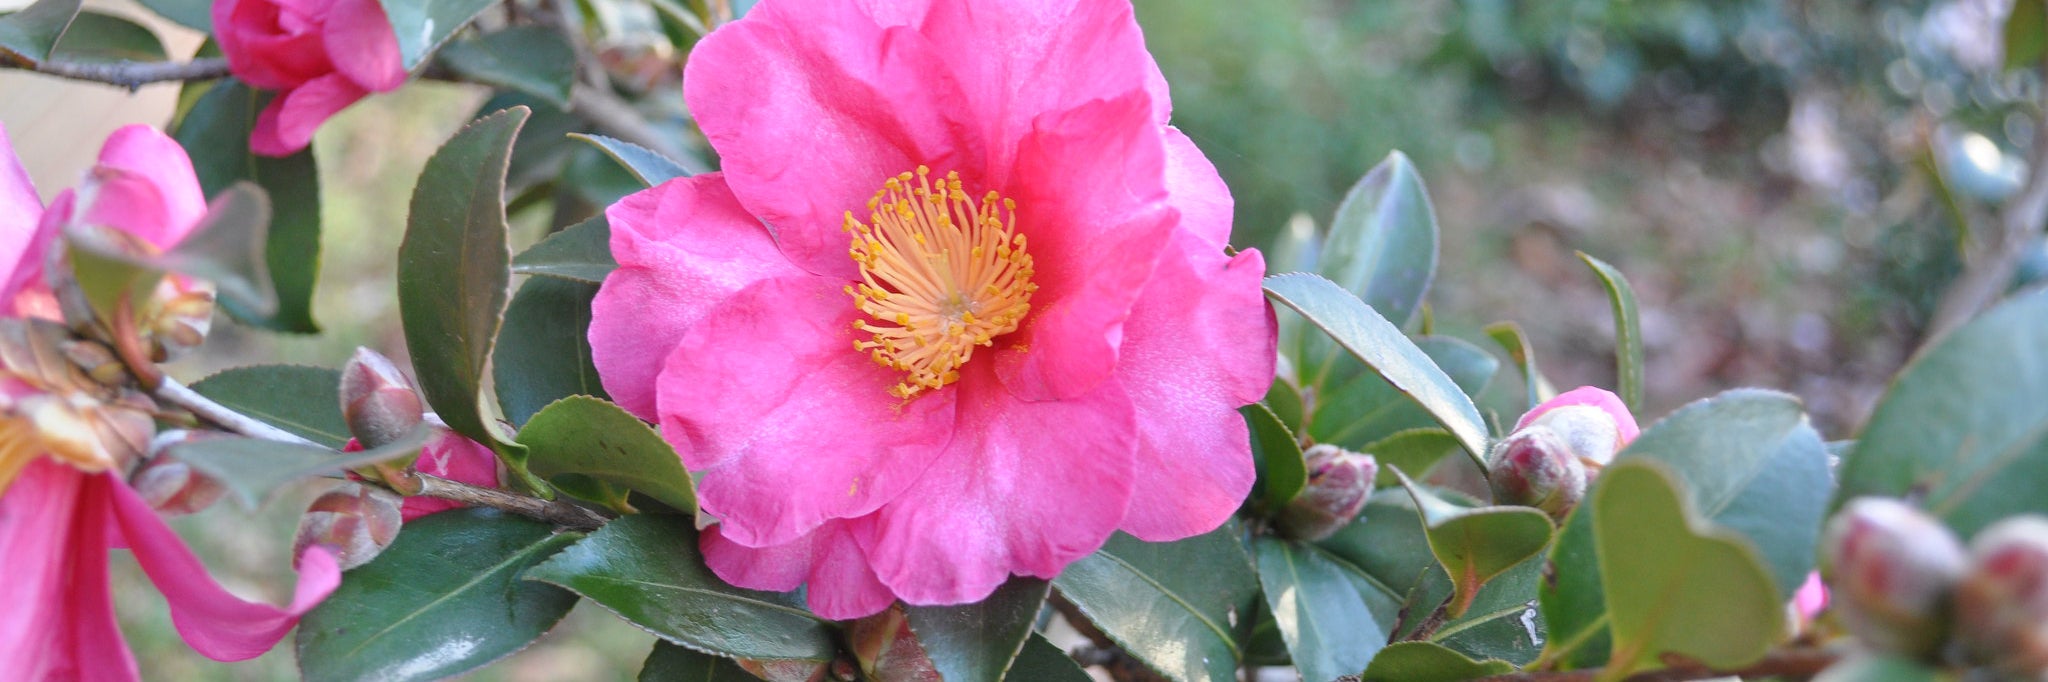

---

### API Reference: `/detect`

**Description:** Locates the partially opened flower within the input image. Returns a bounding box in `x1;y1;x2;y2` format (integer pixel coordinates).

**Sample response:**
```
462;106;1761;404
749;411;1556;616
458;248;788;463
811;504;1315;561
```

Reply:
213;0;407;156
0;123;338;679
589;0;1274;617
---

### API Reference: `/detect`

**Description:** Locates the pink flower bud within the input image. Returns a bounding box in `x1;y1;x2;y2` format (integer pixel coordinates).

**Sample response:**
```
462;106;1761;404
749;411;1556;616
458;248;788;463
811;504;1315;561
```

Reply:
1954;515;2048;675
294;482;403;571
847;605;940;682
1522;405;1623;468
735;657;835;682
130;437;225;516
339;347;423;449
1821;497;1968;658
1487;427;1587;519
1275;444;1377;541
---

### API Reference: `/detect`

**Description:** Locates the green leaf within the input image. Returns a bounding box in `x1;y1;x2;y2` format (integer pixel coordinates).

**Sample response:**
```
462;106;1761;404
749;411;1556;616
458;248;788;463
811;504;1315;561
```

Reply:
398;106;536;485
188;364;349;447
168;426;433;506
438;25;575;107
1837;288;2048;538
1577;253;1643;411
1539;388;1828;669
1053;525;1259;682
157;182;277;316
1483;321;1556;411
1003;634;1091;682
570;133;690;187
0;0;80;63
513;215;616;284
525;514;838;662
1322;150;1439;328
48;10;163;63
1358;642;1514;682
297;509;582;682
517;396;696;515
495;277;608;425
1359;429;1459;487
1594;460;1784;678
1265;273;1490;466
1253;536;1385;682
1813;654;1952;682
906;577;1050;682
173;78;324;332
2008;0;2048;71
378;0;497;69
1245;402;1307;511
1395;470;1553;618
135;0;208;31
638;642;758;682
1313;336;1497;451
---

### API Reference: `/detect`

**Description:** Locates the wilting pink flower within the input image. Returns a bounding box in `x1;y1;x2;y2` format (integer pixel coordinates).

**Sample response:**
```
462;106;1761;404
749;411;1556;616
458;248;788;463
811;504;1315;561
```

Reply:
343;429;504;522
0;123;338;680
213;0;406;157
589;0;1273;617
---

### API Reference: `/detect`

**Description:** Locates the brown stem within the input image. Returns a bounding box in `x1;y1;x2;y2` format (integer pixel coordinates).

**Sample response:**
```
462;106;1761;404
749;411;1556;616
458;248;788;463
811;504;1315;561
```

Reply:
109;295;163;390
5;56;232;90
1445;647;1837;682
406;471;610;531
153;377;316;445
1400;594;1454;642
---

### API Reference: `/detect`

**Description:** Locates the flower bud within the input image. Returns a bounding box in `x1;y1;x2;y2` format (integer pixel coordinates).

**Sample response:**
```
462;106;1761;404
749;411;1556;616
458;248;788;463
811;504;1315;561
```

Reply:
1487;427;1587;519
137;277;215;361
1275;444;1377;541
734;658;834;682
1821;497;1968;658
847;605;940;682
339;347;423;449
131;434;225;516
1954;515;2048;675
1523;405;1623;469
294;482;403;571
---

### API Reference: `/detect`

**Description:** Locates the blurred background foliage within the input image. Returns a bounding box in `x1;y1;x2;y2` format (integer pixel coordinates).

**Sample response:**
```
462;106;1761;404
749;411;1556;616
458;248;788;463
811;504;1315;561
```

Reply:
4;0;2041;678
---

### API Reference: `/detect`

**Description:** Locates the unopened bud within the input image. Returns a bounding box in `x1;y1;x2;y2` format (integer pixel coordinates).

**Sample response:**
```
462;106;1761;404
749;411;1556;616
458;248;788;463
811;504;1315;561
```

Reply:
847;605;940;682
1954;515;2048;675
1523;405;1623;469
735;658;833;682
339;347;423;448
1821;497;1968;658
139;278;215;361
131;434;224;516
1275;444;1377;541
1487;427;1587;519
294;482;403;571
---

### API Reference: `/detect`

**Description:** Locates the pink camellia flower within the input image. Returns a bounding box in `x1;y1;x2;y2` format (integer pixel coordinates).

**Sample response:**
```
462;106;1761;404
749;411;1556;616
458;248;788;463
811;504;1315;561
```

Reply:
0;123;338;679
213;0;407;157
589;0;1274;617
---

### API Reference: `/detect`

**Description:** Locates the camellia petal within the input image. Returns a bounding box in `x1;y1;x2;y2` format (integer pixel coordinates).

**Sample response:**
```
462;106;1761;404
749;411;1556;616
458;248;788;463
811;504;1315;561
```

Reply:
0;124;41;287
1513;385;1640;444
250;73;371;158
322;0;406;92
0;461;133;680
214;0;332;90
396;432;502;521
1162;128;1236;247
702;520;895;621
86;125;208;250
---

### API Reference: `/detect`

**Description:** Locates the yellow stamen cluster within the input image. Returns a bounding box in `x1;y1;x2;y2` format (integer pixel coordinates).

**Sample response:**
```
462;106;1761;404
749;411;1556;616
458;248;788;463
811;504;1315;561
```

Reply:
845;166;1037;399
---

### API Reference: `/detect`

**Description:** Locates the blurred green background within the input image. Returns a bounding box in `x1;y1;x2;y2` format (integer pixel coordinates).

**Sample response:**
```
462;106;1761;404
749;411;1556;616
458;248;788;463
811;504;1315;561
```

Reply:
4;0;2035;678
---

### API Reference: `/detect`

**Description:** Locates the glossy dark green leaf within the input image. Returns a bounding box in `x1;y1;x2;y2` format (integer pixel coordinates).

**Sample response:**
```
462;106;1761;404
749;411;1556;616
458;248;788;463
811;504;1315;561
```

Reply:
135;0;208;31
297;509;582;682
1395;470;1552;618
1313;336;1496;452
1267;273;1490;466
1540;389;1827;669
638;642;757;682
173;79;324;332
1813;654;1950;682
1245;402;1307;511
2008;0;2047;71
188;364;348;447
377;0;497;68
1358;642;1514;682
1577;253;1643;411
48;11;163;62
1359;429;1459;487
398;107;534;480
906;577;1050;682
1054;525;1258;682
513;215;615;284
1483;321;1555;411
169;426;432;506
1002;634;1091;682
1253;536;1384;682
518;396;697;515
1262;377;1307;435
1322;150;1438;328
1594;461;1783;677
1838;288;2048;537
0;0;79;63
438;25;575;107
525;514;837;662
570;133;690;187
495;278;607;425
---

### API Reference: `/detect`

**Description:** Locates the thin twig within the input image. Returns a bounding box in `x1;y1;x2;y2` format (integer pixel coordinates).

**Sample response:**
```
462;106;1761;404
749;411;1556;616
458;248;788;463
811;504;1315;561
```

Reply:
4;56;232;90
1400;594;1454;642
408;471;610;531
1447;647;1837;682
153;377;317;445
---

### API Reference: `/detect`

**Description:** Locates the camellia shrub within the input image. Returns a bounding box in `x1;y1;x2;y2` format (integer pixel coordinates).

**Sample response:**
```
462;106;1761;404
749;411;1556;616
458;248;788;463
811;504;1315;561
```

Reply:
1;1;2046;681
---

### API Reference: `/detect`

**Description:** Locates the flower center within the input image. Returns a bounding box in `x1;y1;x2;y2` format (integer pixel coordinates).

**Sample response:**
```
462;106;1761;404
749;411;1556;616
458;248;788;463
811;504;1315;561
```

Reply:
844;167;1036;399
